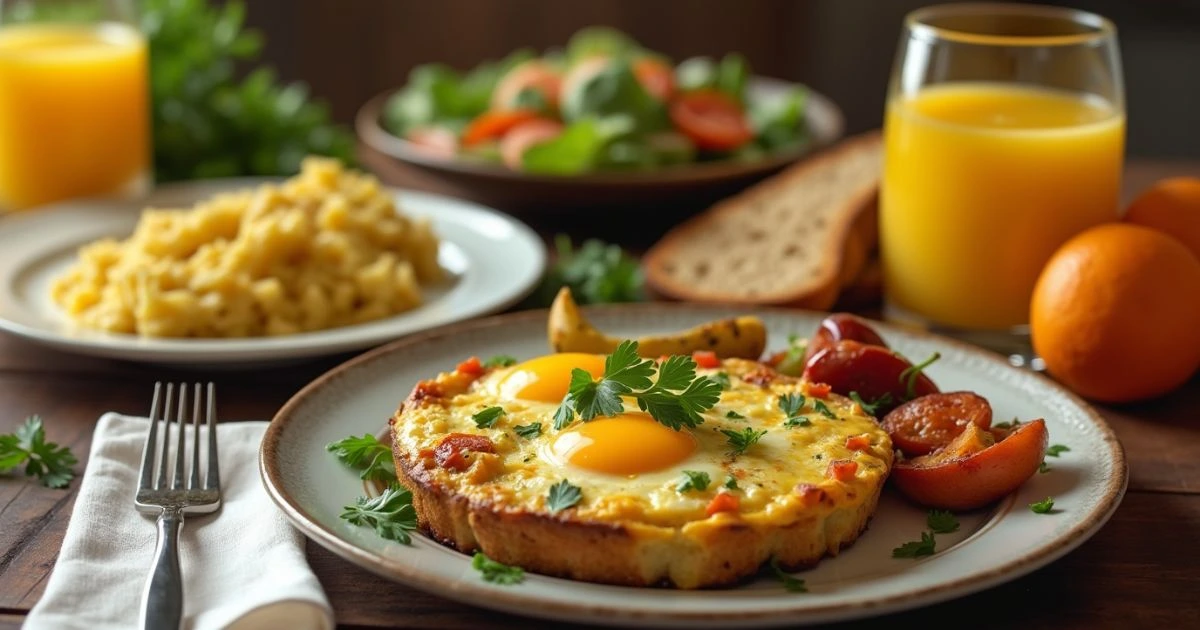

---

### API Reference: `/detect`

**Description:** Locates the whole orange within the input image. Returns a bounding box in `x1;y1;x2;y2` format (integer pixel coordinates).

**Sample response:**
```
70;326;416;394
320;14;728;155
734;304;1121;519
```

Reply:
1030;223;1200;403
1124;176;1200;261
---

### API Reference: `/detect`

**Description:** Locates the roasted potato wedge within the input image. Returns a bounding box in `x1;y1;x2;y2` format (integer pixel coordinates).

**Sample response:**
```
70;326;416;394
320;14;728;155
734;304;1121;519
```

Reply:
547;287;767;359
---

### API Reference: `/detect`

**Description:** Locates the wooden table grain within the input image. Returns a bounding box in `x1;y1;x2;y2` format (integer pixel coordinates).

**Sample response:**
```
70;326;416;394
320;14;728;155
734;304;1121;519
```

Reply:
2;158;1199;629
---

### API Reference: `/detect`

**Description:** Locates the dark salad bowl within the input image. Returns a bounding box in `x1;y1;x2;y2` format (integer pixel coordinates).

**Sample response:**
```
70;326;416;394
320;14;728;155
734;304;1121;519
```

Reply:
355;76;844;221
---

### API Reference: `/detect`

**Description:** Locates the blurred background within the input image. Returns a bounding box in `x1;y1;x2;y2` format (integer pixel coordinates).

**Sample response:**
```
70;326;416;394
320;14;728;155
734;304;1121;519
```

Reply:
243;0;1200;159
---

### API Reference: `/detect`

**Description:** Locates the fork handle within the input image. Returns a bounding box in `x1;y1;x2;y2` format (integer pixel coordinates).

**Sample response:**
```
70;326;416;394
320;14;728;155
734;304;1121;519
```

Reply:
141;507;184;630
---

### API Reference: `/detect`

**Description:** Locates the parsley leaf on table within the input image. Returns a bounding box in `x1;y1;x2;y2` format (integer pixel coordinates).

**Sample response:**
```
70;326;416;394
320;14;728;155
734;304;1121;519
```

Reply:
547;480;582;512
471;406;506;429
927;509;960;534
326;433;396;483
0;416;77;489
676;470;711;493
892;531;937;558
472;552;525;585
339;485;417;544
555;341;721;431
721;427;767;457
768;557;808;592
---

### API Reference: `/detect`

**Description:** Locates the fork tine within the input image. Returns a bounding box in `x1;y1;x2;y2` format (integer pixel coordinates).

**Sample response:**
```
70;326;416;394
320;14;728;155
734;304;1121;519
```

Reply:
189;383;201;489
156;383;175;490
138;382;164;490
205;382;220;490
171;383;189;489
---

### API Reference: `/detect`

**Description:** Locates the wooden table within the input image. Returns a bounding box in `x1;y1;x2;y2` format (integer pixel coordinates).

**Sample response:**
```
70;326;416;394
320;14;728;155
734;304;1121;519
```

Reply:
3;158;1199;629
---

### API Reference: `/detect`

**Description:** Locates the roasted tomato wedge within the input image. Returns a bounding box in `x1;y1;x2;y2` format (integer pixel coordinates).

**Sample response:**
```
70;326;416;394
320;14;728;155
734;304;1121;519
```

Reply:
801;339;938;415
804;313;890;364
890;419;1049;511
881;391;993;457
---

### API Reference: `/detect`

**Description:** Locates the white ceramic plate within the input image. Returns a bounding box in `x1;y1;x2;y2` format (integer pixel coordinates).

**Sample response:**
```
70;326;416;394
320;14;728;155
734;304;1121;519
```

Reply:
0;180;546;366
260;305;1127;628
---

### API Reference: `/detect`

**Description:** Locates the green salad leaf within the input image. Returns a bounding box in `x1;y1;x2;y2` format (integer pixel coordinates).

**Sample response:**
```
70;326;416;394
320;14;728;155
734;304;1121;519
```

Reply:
565;25;644;62
749;87;810;152
559;59;668;132
384;48;534;136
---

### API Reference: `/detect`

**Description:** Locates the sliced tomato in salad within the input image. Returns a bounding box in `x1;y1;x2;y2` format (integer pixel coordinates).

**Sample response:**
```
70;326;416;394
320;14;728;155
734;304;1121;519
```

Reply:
405;126;458;158
632;57;676;101
669;89;753;152
500;119;564;170
461;109;541;147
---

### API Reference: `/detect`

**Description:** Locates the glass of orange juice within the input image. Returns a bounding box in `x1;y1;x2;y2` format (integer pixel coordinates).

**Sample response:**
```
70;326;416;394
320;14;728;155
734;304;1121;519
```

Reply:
881;3;1124;362
0;0;149;212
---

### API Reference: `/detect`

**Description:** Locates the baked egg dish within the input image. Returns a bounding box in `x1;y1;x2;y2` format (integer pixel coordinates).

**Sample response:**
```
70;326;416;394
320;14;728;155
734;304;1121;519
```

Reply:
389;351;893;589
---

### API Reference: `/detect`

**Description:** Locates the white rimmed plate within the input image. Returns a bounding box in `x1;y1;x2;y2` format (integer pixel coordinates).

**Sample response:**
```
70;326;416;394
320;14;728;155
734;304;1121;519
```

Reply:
259;305;1127;628
0;180;546;367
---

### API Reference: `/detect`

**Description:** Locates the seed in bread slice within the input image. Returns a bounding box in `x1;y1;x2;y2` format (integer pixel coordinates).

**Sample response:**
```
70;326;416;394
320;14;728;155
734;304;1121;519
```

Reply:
643;131;882;309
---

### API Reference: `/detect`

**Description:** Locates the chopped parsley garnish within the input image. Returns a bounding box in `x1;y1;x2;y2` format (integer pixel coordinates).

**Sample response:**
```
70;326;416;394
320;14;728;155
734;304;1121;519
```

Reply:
483;354;518;368
778;393;811;427
899;351;941;399
892;531;937;558
927;509;960;534
848;391;892;416
725;410;745;420
547;480;582;512
0;416;77;488
709;372;732;390
554;340;721;431
1039;461;1051;474
1046;444;1070;457
471;406;506;428
768;557;808;592
724;475;739;490
721;427;767;457
472;552;525;585
1030;497;1056;514
992;418;1020;429
676;470;711;493
340;485;417;544
813;400;837;419
326;432;396;483
513;423;543;439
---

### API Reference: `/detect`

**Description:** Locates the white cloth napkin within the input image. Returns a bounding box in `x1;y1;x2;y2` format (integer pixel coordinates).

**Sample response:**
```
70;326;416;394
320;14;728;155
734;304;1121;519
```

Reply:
24;413;334;630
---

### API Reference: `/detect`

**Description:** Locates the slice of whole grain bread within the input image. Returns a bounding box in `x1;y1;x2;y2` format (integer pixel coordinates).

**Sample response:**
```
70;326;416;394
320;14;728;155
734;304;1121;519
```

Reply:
643;131;883;310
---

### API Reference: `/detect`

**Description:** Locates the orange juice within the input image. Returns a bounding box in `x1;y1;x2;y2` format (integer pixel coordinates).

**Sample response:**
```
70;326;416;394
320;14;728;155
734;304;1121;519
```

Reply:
881;82;1124;331
0;22;149;211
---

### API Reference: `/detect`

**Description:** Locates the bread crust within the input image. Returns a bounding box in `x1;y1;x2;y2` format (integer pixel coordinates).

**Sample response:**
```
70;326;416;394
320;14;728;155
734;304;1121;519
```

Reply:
643;131;882;309
388;361;893;589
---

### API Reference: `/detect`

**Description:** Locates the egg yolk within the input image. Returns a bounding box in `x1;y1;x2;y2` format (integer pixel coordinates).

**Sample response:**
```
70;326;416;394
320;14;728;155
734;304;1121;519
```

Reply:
552;413;697;475
499;353;606;402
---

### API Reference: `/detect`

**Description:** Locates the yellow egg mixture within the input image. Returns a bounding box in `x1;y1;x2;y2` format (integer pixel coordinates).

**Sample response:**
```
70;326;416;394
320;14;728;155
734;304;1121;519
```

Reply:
391;353;893;529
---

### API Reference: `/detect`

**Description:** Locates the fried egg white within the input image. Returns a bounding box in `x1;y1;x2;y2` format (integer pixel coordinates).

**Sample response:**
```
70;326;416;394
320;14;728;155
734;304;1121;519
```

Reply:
390;353;893;529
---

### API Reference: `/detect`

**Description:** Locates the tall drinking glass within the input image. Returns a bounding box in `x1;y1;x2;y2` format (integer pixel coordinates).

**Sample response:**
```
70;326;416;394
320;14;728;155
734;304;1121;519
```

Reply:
880;3;1124;362
0;0;149;212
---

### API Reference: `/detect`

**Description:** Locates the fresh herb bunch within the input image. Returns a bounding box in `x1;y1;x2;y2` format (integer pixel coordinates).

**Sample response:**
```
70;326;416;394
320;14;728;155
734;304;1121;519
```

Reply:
143;0;354;181
340;485;418;544
0;416;77;489
554;340;722;431
325;433;396;484
525;235;644;308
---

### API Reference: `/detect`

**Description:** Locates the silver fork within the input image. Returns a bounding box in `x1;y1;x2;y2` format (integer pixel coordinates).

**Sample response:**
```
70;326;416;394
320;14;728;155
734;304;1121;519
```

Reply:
135;382;222;630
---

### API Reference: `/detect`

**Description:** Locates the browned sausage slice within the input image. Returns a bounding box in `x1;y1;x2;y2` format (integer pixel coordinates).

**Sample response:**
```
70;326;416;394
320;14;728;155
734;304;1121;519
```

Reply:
881;391;993;457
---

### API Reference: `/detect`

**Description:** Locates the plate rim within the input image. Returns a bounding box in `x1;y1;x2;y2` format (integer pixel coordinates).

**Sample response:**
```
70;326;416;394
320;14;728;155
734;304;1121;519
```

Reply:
356;75;846;186
0;182;548;365
259;303;1128;626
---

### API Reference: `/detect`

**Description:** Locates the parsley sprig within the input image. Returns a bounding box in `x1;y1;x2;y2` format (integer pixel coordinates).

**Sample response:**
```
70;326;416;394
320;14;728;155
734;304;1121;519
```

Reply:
893;509;960;558
554;340;722;431
472;552;525;585
721;427;767;457
547;480;582;512
0;416;77;488
340;485;417;544
677;470;711;493
472;406;506;429
483;355;518;368
779;393;811;427
848;391;892;416
899;352;941;399
768;557;808;592
326;433;396;483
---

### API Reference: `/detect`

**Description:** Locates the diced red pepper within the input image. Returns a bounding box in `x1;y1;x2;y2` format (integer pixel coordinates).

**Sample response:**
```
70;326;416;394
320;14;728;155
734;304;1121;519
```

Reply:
826;459;858;482
804;382;832;398
692;350;720;369
705;492;741;516
845;434;872;451
456;356;484;376
433;433;495;471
